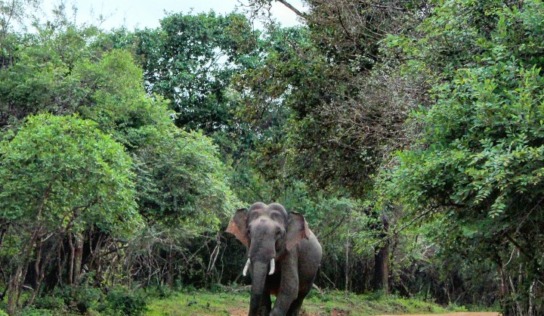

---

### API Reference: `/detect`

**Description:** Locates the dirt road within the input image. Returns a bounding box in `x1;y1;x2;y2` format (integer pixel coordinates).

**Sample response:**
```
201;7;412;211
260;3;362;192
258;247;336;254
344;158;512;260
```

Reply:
377;313;500;316
228;309;500;316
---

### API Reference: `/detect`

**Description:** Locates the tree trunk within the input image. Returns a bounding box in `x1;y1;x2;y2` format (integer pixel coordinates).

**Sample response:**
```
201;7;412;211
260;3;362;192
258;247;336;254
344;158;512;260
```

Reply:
167;247;174;288
57;241;64;286
68;233;74;285
373;214;389;293
7;265;24;315
0;227;6;249
27;239;43;305
73;232;84;285
344;229;350;293
8;229;39;315
29;237;56;306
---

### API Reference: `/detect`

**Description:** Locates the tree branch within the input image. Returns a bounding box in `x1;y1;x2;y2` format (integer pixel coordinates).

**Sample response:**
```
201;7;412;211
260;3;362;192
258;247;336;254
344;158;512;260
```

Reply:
505;234;533;262
276;0;306;19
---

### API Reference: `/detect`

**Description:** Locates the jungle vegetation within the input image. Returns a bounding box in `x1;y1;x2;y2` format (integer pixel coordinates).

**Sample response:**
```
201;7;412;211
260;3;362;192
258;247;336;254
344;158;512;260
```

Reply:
0;0;542;315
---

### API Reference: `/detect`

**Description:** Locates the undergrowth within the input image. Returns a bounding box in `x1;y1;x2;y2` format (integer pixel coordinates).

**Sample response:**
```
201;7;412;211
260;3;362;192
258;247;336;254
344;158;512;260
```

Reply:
0;285;486;316
145;287;467;316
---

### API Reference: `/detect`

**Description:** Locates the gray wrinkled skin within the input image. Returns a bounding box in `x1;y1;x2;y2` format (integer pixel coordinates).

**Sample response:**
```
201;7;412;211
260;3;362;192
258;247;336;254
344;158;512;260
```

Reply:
226;202;323;316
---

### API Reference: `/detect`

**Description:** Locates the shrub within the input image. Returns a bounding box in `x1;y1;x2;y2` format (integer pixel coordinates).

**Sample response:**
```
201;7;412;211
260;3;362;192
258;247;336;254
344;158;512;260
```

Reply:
103;286;147;316
20;308;55;316
33;295;66;311
52;285;103;313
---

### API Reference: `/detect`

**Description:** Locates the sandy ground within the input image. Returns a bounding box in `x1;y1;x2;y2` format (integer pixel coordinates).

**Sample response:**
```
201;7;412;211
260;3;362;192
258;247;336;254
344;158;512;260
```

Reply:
226;308;343;316
376;314;500;316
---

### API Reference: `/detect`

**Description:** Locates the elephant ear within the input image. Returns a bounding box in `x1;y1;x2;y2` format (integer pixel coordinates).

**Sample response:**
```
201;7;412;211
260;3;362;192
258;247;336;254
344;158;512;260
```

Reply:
285;212;311;251
226;208;249;247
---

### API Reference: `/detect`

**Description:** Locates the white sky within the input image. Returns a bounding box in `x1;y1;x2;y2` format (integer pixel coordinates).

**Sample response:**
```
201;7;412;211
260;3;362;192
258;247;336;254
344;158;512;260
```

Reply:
40;0;306;30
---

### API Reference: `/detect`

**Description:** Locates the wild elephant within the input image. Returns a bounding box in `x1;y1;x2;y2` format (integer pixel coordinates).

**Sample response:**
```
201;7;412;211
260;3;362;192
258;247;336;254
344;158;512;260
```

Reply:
226;202;322;316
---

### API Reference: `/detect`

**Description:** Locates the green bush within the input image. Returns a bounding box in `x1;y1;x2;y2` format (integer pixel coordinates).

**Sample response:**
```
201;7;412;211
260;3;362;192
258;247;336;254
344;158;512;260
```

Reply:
52;285;103;313
144;285;175;299
102;286;147;316
21;308;55;316
33;295;66;311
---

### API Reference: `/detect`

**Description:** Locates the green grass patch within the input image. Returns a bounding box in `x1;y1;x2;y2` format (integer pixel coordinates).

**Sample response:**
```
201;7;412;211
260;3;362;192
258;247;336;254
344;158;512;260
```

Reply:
0;287;484;316
145;288;468;316
146;289;249;316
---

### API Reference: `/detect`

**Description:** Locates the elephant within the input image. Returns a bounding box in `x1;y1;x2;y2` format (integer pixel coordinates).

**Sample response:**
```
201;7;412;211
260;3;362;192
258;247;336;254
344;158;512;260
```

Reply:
226;202;322;316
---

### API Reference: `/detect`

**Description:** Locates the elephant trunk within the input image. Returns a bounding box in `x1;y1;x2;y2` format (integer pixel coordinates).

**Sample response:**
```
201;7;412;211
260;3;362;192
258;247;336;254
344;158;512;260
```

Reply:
249;260;268;316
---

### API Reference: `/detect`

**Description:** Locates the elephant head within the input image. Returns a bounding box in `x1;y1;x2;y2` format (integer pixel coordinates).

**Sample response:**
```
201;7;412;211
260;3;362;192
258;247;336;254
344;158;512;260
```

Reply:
226;202;310;314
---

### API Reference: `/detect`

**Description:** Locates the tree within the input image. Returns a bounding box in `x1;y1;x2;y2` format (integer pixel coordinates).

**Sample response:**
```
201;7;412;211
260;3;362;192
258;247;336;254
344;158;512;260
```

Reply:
383;0;544;314
0;0;39;70
0;22;102;127
0;11;241;302
128;124;242;287
0;114;140;314
235;0;428;293
238;0;427;194
0;0;40;39
130;12;259;134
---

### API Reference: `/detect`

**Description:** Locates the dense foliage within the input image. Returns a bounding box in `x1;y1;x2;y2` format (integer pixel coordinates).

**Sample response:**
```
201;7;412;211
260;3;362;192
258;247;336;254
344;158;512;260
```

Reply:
0;7;238;314
0;0;542;315
381;0;544;314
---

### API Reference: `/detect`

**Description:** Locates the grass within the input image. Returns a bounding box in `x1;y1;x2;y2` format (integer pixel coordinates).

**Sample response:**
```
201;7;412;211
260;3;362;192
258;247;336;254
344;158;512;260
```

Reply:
145;289;248;316
145;288;467;316
0;287;485;316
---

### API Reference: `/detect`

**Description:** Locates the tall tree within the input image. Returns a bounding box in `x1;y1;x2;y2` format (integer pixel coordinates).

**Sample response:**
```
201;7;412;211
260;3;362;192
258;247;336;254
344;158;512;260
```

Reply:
0;114;140;314
130;12;259;134
238;0;428;292
0;11;241;307
0;0;40;38
384;0;544;314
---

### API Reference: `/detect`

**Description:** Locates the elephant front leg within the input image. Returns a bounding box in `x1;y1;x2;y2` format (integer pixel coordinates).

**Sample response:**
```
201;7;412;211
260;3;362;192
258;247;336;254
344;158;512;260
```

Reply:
259;294;271;315
270;283;298;315
270;256;299;316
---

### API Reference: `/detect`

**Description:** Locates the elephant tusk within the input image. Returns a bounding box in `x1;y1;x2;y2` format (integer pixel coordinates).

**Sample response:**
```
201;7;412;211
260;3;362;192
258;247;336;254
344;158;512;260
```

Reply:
242;258;251;276
268;259;275;275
